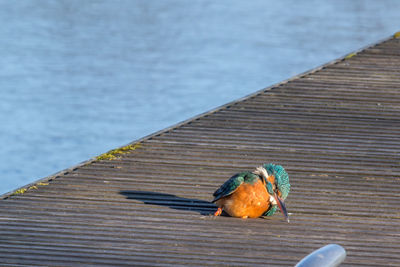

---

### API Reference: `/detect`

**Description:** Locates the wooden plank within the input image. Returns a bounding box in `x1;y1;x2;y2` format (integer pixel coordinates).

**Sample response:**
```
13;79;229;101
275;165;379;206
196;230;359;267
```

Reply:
1;35;400;266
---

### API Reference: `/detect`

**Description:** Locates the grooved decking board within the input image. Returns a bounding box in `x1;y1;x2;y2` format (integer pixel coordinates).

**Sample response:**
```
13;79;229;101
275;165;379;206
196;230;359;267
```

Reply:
1;35;400;266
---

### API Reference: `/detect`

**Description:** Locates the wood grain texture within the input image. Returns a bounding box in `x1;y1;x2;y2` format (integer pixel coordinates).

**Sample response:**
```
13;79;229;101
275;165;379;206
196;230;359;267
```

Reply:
1;36;400;266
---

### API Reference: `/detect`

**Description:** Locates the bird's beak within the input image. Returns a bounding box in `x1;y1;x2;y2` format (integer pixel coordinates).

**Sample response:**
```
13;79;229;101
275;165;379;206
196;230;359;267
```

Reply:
275;192;289;223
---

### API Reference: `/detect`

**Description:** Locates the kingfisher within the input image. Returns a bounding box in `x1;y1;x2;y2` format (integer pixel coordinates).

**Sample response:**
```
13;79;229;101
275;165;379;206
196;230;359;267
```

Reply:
212;163;290;222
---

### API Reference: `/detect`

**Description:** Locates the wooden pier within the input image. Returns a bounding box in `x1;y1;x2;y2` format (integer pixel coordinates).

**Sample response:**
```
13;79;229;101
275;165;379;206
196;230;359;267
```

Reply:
1;34;400;266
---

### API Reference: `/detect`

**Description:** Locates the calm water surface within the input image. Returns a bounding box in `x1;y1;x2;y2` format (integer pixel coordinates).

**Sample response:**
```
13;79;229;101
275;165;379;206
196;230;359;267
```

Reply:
1;0;400;194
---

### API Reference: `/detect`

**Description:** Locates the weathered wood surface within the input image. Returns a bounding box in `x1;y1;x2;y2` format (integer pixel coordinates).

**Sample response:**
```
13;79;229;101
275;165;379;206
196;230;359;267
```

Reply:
1;35;400;266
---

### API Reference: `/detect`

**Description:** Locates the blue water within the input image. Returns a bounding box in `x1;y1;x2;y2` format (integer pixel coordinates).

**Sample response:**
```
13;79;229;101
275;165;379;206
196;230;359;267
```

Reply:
1;0;400;195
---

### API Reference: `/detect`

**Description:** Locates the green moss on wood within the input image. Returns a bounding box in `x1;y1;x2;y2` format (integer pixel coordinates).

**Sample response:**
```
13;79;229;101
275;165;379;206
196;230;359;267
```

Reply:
12;188;27;195
345;52;356;59
10;181;50;197
96;153;117;161
96;143;142;161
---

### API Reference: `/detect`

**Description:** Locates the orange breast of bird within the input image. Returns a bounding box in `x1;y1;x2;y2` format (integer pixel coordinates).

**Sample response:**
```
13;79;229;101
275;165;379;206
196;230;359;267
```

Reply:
215;179;271;218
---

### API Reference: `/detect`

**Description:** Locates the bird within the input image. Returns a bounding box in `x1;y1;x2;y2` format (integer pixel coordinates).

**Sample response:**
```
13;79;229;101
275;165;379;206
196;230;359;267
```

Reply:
212;163;290;222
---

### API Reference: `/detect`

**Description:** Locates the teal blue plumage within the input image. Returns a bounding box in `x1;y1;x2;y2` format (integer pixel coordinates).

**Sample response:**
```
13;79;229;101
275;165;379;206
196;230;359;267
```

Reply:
262;163;290;217
212;172;259;203
264;163;290;200
264;205;277;217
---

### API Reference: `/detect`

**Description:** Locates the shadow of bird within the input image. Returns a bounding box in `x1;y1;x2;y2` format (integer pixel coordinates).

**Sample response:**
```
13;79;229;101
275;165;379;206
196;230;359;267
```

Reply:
119;190;216;216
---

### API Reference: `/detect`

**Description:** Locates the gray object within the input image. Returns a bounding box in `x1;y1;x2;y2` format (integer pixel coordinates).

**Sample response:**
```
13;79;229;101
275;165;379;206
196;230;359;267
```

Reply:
295;244;346;267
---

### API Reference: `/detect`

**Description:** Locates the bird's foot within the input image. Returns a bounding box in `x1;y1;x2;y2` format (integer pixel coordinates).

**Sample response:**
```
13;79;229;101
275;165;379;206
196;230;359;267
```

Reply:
214;207;222;216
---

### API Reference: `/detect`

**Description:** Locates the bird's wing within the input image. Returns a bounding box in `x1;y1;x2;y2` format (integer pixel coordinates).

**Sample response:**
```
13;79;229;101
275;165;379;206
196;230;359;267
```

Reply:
212;171;258;202
263;205;277;217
